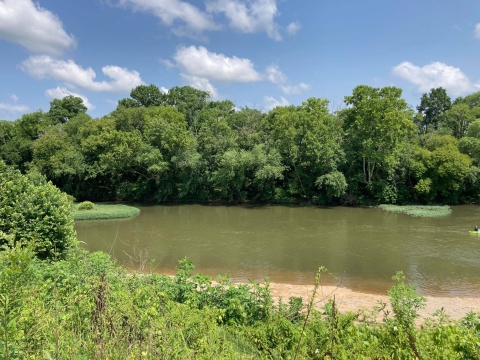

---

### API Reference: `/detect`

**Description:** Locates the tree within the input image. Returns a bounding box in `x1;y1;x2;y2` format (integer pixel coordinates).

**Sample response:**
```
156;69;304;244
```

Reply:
0;162;76;259
164;86;211;128
444;103;475;138
118;84;166;109
266;97;345;201
410;135;471;202
343;86;415;186
48;96;87;124
416;87;451;133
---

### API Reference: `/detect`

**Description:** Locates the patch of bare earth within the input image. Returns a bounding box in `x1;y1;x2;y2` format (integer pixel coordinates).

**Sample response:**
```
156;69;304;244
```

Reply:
268;283;480;321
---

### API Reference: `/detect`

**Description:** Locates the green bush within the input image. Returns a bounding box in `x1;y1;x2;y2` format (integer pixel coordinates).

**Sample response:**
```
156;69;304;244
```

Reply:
0;162;76;259
77;201;95;210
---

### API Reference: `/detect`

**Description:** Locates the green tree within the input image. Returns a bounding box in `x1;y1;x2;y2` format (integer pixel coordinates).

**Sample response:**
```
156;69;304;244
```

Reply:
410;135;471;202
266;97;345;201
48;95;87;124
117;84;166;109
0;162;76;259
444;103;475;138
342;86;415;186
416;87;452;133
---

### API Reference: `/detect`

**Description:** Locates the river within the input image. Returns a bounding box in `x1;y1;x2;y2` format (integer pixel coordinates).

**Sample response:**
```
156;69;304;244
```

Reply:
75;204;480;297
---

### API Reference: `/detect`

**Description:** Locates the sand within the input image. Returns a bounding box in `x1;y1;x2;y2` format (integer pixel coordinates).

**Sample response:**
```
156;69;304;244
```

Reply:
268;283;480;321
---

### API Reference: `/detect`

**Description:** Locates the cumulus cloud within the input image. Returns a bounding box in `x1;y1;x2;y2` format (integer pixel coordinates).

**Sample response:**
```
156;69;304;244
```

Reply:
180;74;218;98
265;64;310;94
20;55;144;93
263;95;289;111
0;103;29;114
112;0;218;38
286;22;301;35
9;94;19;102
45;87;95;110
265;65;287;84
206;0;281;40
0;0;75;55
392;61;475;96
280;83;311;95
475;23;480;40
174;45;263;83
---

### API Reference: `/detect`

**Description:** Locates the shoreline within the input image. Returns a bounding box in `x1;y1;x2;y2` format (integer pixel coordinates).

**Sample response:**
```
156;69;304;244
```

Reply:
267;282;480;321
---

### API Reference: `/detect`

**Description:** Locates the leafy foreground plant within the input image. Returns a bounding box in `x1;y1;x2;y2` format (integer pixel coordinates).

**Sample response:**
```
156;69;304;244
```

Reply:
73;204;140;221
379;204;452;217
0;248;479;359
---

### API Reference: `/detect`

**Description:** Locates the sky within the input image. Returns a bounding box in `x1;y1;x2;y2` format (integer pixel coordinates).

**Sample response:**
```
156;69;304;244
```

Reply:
1;0;480;120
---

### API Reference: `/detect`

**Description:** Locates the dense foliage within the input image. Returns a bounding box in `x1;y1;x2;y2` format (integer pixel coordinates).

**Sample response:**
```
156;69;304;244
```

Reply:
0;161;76;259
2;86;480;205
1;246;479;359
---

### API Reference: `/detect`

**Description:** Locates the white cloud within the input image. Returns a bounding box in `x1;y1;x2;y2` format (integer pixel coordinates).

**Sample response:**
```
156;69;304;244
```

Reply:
286;21;301;35
45;87;95;110
280;83;311;95
263;95;289;111
180;74;218;98
0;0;75;55
21;55;144;93
265;65;287;84
475;23;480;40
206;0;281;40
265;64;310;94
160;86;169;94
113;0;218;38
9;94;19;102
159;58;176;69
0;103;29;114
392;61;474;96
173;45;263;83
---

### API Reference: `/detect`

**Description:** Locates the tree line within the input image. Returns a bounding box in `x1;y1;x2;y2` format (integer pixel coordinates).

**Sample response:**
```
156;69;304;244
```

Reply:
1;84;480;204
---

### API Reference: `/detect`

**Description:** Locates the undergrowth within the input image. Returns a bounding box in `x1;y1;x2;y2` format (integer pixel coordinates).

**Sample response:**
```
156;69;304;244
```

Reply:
73;204;140;221
378;204;452;217
0;244;479;359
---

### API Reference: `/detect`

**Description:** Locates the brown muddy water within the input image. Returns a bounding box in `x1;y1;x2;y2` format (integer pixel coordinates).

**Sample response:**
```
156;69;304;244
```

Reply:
75;204;480;297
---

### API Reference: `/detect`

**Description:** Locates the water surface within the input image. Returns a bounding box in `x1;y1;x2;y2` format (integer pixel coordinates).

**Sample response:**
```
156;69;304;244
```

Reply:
76;204;480;296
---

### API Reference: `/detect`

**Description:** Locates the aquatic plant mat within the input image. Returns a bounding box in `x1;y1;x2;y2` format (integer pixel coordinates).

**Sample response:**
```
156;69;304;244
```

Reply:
73;204;140;220
378;204;452;217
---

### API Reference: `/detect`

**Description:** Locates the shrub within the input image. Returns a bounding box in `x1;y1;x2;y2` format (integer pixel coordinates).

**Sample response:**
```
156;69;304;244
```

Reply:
0;161;76;259
77;201;95;210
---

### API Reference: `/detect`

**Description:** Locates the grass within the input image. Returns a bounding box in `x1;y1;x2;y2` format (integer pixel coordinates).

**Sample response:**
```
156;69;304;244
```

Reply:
378;204;452;217
73;203;140;221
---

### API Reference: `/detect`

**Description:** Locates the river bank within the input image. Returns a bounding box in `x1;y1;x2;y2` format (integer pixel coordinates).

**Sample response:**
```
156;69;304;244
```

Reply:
268;282;480;321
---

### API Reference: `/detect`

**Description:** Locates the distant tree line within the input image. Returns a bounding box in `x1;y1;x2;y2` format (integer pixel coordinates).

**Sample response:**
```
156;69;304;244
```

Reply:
1;84;480;204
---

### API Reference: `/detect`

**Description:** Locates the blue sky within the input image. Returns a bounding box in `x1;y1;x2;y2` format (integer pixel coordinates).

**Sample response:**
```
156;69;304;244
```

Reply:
1;0;480;120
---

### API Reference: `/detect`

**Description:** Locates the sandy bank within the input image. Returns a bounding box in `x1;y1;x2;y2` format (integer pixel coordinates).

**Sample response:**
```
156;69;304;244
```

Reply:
268;283;480;321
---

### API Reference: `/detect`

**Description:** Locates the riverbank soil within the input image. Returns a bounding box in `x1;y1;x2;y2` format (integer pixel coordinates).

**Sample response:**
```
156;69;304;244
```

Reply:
268;283;480;321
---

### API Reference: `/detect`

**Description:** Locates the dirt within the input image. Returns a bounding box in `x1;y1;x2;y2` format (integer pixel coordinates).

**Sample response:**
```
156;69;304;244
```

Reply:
268;283;480;321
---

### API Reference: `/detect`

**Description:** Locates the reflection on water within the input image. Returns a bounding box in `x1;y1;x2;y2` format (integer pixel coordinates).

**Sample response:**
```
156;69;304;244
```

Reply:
75;204;480;297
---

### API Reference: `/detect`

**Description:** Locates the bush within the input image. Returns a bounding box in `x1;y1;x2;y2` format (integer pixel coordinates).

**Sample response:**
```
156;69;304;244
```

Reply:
0;162;76;259
77;201;95;210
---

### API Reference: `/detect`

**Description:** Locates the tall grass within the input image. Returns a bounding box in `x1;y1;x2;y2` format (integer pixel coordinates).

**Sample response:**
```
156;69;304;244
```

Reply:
73;204;140;221
378;204;452;217
1;246;479;359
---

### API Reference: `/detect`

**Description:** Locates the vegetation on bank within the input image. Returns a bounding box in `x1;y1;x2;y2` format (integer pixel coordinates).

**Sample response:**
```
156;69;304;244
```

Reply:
73;203;140;221
2;84;480;205
1;246;480;359
378;204;452;217
1;148;480;358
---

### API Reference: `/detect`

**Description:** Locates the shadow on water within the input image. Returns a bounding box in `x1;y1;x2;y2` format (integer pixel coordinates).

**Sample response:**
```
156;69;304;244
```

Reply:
75;204;480;297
